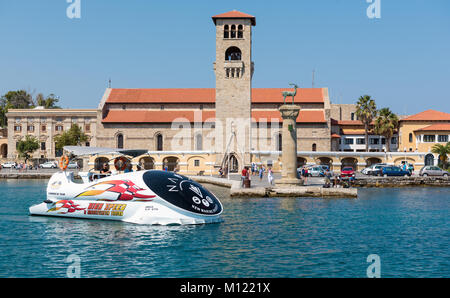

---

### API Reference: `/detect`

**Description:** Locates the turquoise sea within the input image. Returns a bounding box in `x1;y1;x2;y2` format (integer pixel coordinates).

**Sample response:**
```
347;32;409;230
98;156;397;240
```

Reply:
0;180;448;278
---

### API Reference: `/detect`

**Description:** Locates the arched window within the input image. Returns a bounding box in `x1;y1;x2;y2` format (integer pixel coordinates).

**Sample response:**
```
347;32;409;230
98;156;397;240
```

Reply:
94;157;109;171
116;133;124;149
139;156;154;170
312;143;317;152
156;134;163;151
0;144;7;158
409;133;413;143
163;156;179;171
228;154;239;172
224;25;229;38
230;25;236;38
225;46;242;61
195;134;203;151
237;25;243;38
425;154;434;166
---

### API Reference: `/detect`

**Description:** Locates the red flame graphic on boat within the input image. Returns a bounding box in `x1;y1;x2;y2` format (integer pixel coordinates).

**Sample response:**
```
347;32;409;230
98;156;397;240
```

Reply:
76;180;155;201
47;200;86;214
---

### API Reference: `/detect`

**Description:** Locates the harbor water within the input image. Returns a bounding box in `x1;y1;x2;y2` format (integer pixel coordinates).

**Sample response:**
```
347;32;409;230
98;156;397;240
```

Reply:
0;180;448;278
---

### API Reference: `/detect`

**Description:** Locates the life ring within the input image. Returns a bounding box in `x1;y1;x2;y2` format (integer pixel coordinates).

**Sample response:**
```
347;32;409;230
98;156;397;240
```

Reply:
114;156;128;171
59;155;70;171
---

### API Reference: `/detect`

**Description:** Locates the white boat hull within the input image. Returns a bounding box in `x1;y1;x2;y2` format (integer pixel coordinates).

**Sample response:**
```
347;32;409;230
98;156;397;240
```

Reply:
29;170;223;225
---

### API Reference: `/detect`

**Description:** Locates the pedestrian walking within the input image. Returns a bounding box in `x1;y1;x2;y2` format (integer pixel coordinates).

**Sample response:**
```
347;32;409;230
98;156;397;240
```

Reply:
267;167;274;185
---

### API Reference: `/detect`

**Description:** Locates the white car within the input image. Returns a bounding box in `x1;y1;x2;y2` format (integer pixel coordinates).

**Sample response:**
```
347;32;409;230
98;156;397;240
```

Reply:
362;163;387;175
67;162;79;169
1;162;16;169
306;166;325;177
39;161;57;169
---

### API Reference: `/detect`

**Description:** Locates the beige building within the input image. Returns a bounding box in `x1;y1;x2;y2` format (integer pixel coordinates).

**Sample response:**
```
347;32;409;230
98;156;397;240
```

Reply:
6;108;97;161
0;128;7;160
398;109;450;166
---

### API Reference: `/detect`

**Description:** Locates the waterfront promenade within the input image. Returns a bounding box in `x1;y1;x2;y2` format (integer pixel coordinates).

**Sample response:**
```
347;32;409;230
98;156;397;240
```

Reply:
1;168;449;198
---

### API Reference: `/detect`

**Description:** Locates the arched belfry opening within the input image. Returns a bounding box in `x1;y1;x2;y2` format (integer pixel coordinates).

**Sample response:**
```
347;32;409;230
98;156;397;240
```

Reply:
225;46;242;61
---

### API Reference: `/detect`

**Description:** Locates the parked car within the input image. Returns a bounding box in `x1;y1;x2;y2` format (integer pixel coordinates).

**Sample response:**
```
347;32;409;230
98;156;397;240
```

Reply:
1;162;16;169
419;166;449;177
39;161;57;169
381;166;411;177
362;163;387;175
340;167;355;178
67;162;79;169
369;164;389;176
308;166;325;177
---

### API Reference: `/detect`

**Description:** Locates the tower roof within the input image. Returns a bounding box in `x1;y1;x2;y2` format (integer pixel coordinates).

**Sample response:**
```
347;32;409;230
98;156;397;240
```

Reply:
212;10;256;26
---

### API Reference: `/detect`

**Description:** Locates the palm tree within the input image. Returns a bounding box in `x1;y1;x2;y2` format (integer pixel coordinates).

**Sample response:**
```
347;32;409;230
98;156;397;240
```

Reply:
374;108;399;152
431;142;450;169
356;95;377;152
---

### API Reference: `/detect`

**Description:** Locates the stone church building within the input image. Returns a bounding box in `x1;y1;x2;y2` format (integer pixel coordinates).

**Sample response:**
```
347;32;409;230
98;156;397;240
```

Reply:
95;11;348;174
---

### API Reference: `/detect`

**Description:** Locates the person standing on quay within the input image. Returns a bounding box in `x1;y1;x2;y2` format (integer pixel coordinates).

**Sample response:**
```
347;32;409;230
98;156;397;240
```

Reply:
304;167;309;185
241;167;248;187
267;167;274;185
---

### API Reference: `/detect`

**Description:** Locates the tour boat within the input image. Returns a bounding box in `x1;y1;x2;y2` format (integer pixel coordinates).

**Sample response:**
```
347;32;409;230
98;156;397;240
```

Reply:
28;147;223;225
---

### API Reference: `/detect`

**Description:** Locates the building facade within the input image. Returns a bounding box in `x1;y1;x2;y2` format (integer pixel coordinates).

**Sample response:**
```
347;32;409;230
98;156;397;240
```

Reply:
5;108;97;161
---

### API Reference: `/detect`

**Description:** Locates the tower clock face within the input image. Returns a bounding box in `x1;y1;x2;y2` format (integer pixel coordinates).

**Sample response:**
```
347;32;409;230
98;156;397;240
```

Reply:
142;171;223;216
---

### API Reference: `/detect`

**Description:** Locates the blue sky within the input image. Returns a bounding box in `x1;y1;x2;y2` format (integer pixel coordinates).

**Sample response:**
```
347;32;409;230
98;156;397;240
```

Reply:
0;0;449;115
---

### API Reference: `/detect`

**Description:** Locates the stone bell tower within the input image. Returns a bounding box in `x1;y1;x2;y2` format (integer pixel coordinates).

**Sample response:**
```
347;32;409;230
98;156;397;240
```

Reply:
212;11;255;171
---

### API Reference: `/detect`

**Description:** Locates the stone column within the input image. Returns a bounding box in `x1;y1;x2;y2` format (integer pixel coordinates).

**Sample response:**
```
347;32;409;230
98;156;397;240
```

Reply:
276;104;303;188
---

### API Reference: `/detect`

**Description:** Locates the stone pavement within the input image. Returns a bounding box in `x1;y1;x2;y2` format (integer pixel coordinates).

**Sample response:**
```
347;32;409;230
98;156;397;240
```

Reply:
208;173;326;188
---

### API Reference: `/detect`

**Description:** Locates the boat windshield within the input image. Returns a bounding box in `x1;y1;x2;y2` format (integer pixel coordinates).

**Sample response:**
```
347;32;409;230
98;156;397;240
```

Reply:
142;170;222;216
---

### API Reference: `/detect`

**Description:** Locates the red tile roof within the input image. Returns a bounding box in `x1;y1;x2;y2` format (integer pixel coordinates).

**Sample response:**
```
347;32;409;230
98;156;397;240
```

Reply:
102;109;327;124
212;10;256;25
415;123;450;132
331;133;341;138
401;109;450;121
107;89;215;104
106;88;325;104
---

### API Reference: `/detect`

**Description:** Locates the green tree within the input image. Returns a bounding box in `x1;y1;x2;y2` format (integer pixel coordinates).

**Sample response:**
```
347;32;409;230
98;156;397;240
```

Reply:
356;95;378;152
374;108;399;153
1;90;33;127
431;142;450;169
16;135;39;163
54;124;89;152
36;93;61;109
0;90;61;127
0;106;6;127
1;90;34;109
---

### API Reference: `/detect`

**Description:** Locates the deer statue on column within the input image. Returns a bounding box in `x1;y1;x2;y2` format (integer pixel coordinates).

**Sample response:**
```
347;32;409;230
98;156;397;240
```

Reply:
282;83;299;104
